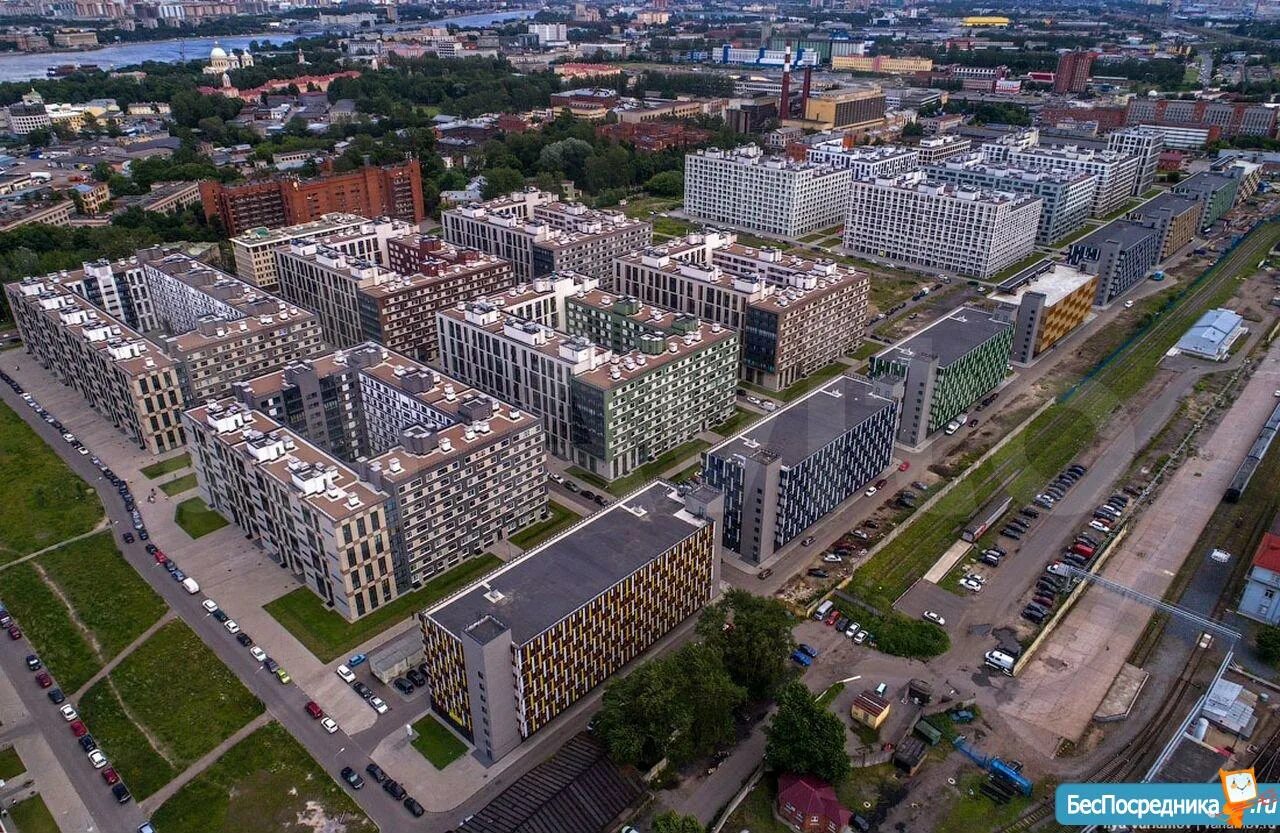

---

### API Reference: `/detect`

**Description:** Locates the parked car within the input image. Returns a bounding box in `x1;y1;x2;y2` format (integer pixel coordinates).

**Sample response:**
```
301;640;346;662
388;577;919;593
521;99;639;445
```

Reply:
822;553;843;563
321;717;339;734
348;653;367;667
70;720;88;738
249;646;268;663
798;643;820;658
59;704;78;721
922;611;945;626
756;568;773;580
122;532;134;544
79;735;96;753
336;665;356;684
393;677;415;695
274;667;291;685
235;632;253;648
25;654;40;671
340;767;365;789
35;671;52;688
201;599;219;614
404;797;425;817
111;783;131;804
102;766;120;786
353;682;373;700
383;779;407;800
364;763;387;785
806;568;830;579
48;688;65;704
88;749;109;769
407;669;427;688
305;701;323;719
369;696;388;714
801;536;816;547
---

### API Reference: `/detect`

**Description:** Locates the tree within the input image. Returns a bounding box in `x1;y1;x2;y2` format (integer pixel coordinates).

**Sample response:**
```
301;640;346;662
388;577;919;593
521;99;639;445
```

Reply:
765;681;850;784
697;589;795;700
26;127;51;147
92;162;114;182
902;121;925;138
538;137;594;182
652;811;704;833
1257;625;1280;664
481;166;526;199
644;170;683;197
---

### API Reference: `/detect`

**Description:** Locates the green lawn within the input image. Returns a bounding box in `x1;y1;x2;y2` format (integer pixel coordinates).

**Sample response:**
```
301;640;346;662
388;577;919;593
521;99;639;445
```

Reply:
0;563;101;692
159;472;199;496
652;215;693;239
174;496;229;539
40;531;166;660
1050;223;1101;249
265;553;504;662
510;501;579;550
79;620;263;799
935;773;1036;833
743;360;850;403
848;341;883;361
1097;197;1146;223
987;252;1050;285
411;714;468;769
618;195;682;220
149;721;376;833
670;460;703;484
140;453;191;479
711;406;763;437
0;744;25;780
569;438;712;496
0;401;102;561
6;795;59;833
77;680;177;799
723;779;792;833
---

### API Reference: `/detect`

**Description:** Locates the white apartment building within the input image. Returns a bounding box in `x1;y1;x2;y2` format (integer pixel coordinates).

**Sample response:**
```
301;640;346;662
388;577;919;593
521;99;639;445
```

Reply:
1006;145;1141;218
805;140;920;179
230;213;405;291
914;134;973;165
684;145;853;238
1106;126;1164;196
843;172;1041;279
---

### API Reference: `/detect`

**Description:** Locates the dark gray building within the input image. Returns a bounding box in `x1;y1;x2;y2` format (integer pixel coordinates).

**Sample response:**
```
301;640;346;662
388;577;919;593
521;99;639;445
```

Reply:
1065;220;1162;305
702;374;900;563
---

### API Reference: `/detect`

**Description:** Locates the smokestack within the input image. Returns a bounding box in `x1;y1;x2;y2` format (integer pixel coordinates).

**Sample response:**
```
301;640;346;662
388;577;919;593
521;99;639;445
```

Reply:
779;41;792;120
842;131;854;151
801;64;812;117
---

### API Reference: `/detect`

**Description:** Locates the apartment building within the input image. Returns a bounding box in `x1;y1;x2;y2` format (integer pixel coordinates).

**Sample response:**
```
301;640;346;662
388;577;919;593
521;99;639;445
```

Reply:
1125;98;1277;139
1066;220;1161;306
139;252;326;401
230;213;387;291
703;374;899;563
925;154;1096;245
1106;127;1163;196
990;260;1098;364
684;145;853;238
869;305;1014;448
1172;171;1240;228
614;233;870;390
805;140;920;179
843;172;1041;279
44;256;157;332
420;480;723;762
1054;50;1095;94
1006;145;1141;218
1127;193;1203;260
441;189;651;284
199;161;425;236
6;275;186;454
188;342;548;617
914;134;972;165
274;231;516;362
437;292;737;480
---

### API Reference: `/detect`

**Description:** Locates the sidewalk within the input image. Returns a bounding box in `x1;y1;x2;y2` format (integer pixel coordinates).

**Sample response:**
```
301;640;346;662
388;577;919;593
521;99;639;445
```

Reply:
139;712;272;813
73;612;175;700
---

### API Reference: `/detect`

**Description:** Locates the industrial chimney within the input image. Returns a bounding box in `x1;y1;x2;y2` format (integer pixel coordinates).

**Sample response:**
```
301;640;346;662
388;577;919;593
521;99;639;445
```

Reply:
801;64;813;119
779;41;792;120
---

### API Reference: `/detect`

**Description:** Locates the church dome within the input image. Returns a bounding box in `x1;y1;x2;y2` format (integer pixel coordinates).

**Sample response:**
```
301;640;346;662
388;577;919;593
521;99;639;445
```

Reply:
210;44;227;59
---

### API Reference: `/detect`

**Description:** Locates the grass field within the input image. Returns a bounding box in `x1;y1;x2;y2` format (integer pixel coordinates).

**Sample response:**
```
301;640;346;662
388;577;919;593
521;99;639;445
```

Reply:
7;795;59;833
79;620;263;799
0;563;101;692
723;779;792;833
569;438;711;496
77;679;177;798
1049;222;1101;249
0;745;25;780
988;252;1050;285
743;360;850;403
509;501;578;550
849;341;883;362
0;401;102;561
174;497;228;539
411;714;468;769
845;221;1280;608
652;215;694;240
711;406;762;437
265;553;503;662
40;531;166;660
140;453;191;480
149;721;376;833
159;472;199;496
935;774;1036;833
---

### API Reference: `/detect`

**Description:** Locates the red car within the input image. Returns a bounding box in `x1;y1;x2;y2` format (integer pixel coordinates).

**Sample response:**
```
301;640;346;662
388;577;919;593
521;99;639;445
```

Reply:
823;609;840;626
70;720;88;738
7;624;21;640
153;550;167;565
898;460;910;472
101;766;120;785
35;671;52;689
304;701;323;719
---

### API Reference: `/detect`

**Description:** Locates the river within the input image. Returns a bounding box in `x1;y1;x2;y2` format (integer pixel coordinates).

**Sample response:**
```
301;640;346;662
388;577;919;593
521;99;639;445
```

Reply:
0;10;535;83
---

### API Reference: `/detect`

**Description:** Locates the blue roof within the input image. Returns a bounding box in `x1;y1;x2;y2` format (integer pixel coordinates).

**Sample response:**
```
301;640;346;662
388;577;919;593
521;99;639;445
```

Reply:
1176;308;1244;358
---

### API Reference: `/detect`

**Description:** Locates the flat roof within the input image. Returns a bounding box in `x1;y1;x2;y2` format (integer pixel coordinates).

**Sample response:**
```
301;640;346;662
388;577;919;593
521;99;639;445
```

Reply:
876;305;1011;368
1130;192;1201;219
230;212;369;246
426;482;710;644
711;374;894;465
991;260;1096;307
1071;219;1160;251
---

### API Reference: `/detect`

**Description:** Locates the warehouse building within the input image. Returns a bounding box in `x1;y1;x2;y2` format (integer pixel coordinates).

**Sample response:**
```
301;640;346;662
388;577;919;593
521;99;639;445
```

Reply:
1175;308;1246;361
990;259;1098;364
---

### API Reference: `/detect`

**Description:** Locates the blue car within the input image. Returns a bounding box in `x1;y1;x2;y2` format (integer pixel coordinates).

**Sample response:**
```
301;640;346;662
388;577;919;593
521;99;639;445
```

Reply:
172;568;186;581
348;653;367;667
790;650;813;667
798;643;819;658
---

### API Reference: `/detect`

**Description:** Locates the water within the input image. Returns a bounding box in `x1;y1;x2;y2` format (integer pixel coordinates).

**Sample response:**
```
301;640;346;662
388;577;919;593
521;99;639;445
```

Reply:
0;10;534;83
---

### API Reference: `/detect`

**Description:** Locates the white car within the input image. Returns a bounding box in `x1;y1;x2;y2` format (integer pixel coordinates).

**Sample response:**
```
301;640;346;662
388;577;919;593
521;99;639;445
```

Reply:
864;486;878;497
335;664;356;683
369;696;388;715
88;749;108;769
320;717;339;734
201;599;219;614
853;630;868;644
922;610;946;626
844;622;859;638
77;446;88;455
249;645;268;662
822;553;843;563
224;619;240;635
746;395;761;405
1089;520;1112;533
59;704;78;721
1124;300;1134;309
762;401;778;412
548;473;565;484
959;577;983;593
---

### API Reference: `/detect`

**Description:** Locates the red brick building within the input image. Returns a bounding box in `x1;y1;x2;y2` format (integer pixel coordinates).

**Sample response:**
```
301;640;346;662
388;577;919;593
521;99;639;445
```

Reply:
776;773;852;833
595;120;713;153
199;160;424;235
1053;50;1095;94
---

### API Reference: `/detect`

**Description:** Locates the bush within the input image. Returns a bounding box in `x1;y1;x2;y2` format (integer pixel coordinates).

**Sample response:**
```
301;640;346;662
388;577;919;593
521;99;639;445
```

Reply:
873;615;950;659
1256;624;1280;664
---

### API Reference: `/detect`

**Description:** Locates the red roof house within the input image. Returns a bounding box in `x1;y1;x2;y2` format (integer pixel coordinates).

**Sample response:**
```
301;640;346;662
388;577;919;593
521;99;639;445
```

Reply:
776;773;852;833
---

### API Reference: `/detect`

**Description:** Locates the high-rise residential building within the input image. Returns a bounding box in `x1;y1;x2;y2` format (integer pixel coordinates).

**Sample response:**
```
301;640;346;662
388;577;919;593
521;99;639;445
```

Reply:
684;145;853;238
186;342;548;619
924;154;1097;245
139;252;326;402
1125;98;1277;139
614;232;870;390
440;190;651;284
1127;193;1203;260
804;140;920;179
1053;50;1095;94
989;260;1099;365
420;481;723;763
6;274;186;454
1007;145;1141;218
1066;220;1162;306
199;161;425;236
230;213;400;291
1106;127;1164;196
702;374;899;563
1172;171;1241;228
1213;158;1264;204
274;230;516;362
914;134;973;165
869;305;1014;448
843;172;1041;279
437;288;738;480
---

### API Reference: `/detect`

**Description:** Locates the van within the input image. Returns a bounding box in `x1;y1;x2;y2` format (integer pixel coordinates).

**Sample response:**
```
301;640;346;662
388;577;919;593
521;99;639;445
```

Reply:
813;600;833;621
985;650;1015;675
875;682;888;696
181;577;200;595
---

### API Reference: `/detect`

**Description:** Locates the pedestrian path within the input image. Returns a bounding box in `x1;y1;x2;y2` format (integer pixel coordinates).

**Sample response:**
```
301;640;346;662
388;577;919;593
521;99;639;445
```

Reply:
72;611;175;700
139;712;271;813
0;518;110;574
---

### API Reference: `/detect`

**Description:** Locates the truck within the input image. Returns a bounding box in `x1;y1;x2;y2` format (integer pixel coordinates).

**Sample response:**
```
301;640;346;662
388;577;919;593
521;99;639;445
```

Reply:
985;650;1016;676
813;600;834;621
